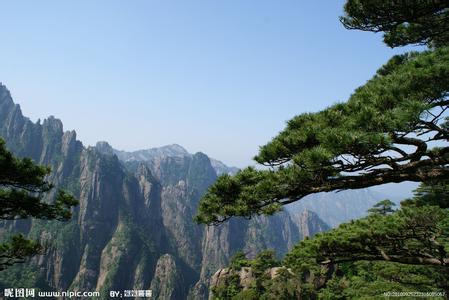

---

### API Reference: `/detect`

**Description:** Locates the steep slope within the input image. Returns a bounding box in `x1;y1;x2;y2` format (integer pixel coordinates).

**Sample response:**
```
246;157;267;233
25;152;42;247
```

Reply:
208;158;239;176
0;85;167;294
288;208;330;238
0;83;328;299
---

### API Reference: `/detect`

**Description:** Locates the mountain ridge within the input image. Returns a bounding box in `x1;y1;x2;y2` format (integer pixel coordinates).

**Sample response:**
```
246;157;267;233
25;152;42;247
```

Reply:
96;140;239;176
0;83;328;299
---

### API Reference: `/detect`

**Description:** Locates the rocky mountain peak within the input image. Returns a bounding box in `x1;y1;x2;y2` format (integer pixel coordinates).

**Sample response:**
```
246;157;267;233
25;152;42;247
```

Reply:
0;84;22;123
159;144;189;156
95;141;114;156
42;116;63;134
0;83;14;108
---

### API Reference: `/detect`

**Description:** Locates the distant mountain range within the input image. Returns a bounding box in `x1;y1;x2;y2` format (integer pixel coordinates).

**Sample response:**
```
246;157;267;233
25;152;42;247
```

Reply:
98;142;390;229
0;83;330;299
286;188;390;228
0;83;401;299
97;141;240;176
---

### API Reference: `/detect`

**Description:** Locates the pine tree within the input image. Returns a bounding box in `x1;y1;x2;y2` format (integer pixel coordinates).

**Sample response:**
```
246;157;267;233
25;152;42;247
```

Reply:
0;138;78;270
203;1;449;297
195;0;449;225
284;184;449;296
340;0;449;48
367;199;396;215
213;184;449;298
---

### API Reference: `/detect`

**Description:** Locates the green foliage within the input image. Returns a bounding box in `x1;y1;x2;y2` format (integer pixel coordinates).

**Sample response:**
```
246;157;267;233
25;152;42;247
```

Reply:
213;250;294;299
196;0;449;226
0;139;78;221
367;199;396;215
205;1;449;298
0;138;78;270
211;272;242;299
194;168;283;224
28;217;79;253
197;46;449;224
340;0;449;48
229;251;251;269
212;251;303;300
0;234;42;271
300;182;449;295
402;179;449;209
251;250;279;276
0;138;51;192
308;183;449;297
228;250;280;274
0;263;49;290
232;289;259;300
285;203;449;270
213;183;449;298
96;219;134;296
320;261;448;298
258;268;302;300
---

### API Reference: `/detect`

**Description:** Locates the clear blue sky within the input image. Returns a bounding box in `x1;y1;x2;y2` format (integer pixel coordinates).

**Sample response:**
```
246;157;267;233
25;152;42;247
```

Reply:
0;0;421;168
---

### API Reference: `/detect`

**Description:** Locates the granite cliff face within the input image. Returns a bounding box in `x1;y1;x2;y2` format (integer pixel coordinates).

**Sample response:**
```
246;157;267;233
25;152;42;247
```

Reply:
111;143;239;176
0;84;328;299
